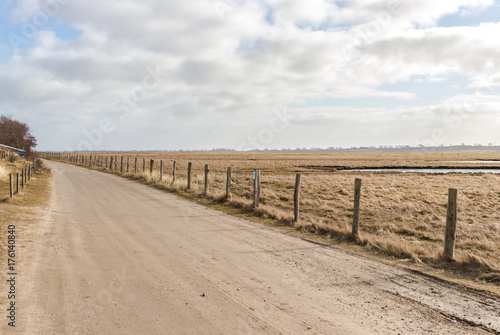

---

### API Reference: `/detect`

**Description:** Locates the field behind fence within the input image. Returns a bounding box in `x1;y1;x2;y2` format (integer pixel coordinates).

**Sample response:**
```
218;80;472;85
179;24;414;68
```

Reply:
41;152;500;283
0;150;40;201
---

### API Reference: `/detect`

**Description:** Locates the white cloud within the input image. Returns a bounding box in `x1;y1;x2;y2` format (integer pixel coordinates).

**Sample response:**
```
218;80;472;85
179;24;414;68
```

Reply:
0;0;499;150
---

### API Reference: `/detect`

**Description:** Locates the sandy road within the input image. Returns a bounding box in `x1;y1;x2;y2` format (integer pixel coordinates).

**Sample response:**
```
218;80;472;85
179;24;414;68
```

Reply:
4;160;500;334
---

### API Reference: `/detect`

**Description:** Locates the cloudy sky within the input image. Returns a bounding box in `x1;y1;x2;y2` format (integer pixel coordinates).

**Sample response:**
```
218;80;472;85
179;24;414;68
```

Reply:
1;0;500;151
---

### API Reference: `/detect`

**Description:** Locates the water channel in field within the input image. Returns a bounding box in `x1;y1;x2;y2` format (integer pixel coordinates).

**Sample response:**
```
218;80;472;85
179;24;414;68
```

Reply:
346;168;500;174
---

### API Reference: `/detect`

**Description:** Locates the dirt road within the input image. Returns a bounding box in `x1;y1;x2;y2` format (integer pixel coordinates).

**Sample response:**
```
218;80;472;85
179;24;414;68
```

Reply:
5;161;500;334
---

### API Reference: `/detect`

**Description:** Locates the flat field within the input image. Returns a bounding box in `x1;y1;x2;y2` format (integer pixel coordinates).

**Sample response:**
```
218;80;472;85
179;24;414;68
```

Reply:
57;152;500;283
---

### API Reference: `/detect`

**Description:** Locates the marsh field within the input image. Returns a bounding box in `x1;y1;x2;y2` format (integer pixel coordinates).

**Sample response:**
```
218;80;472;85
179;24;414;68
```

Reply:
51;152;500;284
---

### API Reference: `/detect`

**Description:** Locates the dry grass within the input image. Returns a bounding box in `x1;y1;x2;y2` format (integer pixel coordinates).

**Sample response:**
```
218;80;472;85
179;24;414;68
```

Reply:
0;154;52;310
0;165;8;181
0;150;34;201
51;152;500;285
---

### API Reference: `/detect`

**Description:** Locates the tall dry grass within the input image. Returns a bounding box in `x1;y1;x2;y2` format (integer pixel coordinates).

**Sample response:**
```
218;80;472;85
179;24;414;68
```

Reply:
0;152;32;201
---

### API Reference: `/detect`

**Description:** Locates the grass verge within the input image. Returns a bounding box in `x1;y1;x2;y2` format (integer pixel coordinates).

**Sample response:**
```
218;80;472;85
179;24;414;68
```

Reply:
0;158;52;311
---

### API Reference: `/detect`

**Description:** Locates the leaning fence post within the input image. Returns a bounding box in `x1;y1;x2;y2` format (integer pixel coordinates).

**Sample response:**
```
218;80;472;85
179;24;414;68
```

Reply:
204;164;209;195
9;174;13;199
187;162;192;189
253;170;261;207
352;178;362;237
293;174;301;223
444;188;458;261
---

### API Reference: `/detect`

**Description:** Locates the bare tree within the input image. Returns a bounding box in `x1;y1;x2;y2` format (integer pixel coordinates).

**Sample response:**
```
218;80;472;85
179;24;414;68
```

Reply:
0;115;37;158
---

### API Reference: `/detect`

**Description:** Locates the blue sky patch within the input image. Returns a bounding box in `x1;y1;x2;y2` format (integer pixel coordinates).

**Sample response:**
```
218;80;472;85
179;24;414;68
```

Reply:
438;3;500;27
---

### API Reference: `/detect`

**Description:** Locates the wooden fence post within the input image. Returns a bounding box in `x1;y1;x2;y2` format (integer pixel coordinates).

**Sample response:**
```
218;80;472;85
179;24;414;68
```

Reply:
293;174;301;223
160;160;163;181
9;174;13;199
444;188;458;261
352;178;362;237
114;156;118;171
173;161;176;182
150;159;154;175
187;162;192;189
21;170;24;189
204;164;209;195
28;166;31;181
253;170;260;207
134;157;137;173
225;167;232;200
105;156;108;169
16;173;19;194
109;156;113;170
127;157;129;173
121;156;124;173
143;158;145;172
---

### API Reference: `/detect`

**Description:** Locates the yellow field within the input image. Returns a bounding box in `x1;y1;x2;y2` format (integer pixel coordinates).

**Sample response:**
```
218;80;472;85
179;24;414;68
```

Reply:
46;152;500;284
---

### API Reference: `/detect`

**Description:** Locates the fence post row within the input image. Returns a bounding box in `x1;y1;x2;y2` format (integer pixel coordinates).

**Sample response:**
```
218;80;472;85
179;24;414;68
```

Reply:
444;188;458;261
352;178;362;237
32;154;466;261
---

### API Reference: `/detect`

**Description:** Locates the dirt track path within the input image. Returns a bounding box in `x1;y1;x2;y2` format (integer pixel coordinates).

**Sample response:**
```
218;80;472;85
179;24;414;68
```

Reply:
5;161;500;334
